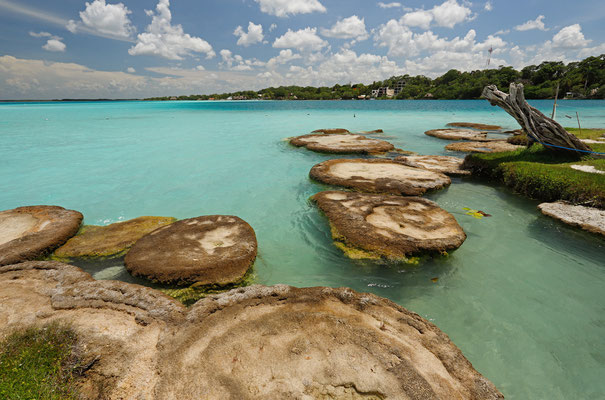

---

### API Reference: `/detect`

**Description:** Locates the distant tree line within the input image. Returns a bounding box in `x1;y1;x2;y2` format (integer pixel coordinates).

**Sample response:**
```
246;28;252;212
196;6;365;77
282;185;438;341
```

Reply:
144;54;605;101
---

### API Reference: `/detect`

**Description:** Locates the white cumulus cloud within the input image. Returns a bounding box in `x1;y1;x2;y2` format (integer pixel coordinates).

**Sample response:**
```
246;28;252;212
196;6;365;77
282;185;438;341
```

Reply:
320;16;368;40
551;24;590;49
266;49;302;69
234;22;264;47
128;0;215;60
127;67;136;73
400;0;472;29
514;15;547;31
401;10;433;29
484;1;492;11
273;27;328;52
42;39;66;52
67;0;135;40
254;0;326;17
378;2;401;8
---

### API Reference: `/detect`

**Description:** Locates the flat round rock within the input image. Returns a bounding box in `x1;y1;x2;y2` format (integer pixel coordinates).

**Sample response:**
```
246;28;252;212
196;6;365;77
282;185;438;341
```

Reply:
312;191;466;260
0;263;503;400
124;215;257;285
425;128;488;141
395;155;471;176
311;128;350;134
54;216;177;258
290;133;394;154
447;122;502;130
538;202;605;236
310;158;450;196
445;141;523;153
0;206;82;266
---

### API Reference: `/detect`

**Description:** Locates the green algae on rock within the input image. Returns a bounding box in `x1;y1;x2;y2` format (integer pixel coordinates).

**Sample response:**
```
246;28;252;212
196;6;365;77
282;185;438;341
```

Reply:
0;206;82;266
312;191;466;261
54;216;176;259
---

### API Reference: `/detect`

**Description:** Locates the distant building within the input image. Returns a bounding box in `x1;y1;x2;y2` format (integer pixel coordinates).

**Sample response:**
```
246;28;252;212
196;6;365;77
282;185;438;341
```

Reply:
373;87;395;98
169;96;177;100
357;95;366;100
371;89;379;97
394;81;406;95
590;88;599;96
424;93;434;98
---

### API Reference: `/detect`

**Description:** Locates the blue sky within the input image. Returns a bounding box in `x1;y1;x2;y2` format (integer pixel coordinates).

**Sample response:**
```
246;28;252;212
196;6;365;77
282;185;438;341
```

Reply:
0;0;604;99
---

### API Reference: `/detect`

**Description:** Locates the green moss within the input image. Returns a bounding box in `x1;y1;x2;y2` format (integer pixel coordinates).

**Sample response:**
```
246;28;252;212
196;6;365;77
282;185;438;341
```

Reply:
158;267;258;306
464;144;605;208
0;323;81;400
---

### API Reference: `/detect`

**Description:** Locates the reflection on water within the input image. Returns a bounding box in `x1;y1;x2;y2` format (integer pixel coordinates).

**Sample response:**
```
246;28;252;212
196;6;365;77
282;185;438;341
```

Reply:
1;99;604;399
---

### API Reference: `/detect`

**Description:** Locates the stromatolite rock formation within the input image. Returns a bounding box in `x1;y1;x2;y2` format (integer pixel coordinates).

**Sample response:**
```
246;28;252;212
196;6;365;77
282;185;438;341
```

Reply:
310;158;451;196
395;155;471;176
124;215;257;285
538;202;605;236
0;206;82;266
290;133;395;154
0;261;503;400
311;128;350;134
54;216;176;258
425;129;492;141
312;191;466;260
447;122;502;130
446;141;523;153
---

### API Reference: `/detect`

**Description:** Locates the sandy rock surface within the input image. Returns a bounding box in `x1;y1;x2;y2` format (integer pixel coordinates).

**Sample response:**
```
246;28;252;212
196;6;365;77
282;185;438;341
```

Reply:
311;128;351;134
538;202;605;236
125;215;257;285
570;165;605;175
425;129;489;141
446;122;502;130
290;133;395;154
395;155;471;176
310;158;451;196
54;216;176;258
445;141;523;153
312;191;466;260
0;206;82;266
0;261;503;400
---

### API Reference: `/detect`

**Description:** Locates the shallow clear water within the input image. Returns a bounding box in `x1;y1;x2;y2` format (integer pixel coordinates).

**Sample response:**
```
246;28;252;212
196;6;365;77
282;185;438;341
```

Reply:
1;99;604;399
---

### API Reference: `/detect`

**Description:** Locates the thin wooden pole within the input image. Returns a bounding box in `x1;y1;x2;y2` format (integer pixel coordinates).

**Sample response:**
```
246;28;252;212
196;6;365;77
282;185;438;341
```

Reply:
552;82;559;119
576;112;582;136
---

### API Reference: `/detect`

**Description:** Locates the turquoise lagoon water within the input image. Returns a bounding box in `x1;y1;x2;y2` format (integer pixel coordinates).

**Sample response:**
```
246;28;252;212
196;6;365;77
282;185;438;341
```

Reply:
1;99;604;398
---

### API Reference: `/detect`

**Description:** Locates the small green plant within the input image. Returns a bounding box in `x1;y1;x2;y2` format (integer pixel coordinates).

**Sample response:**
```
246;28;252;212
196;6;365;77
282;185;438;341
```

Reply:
0;323;81;400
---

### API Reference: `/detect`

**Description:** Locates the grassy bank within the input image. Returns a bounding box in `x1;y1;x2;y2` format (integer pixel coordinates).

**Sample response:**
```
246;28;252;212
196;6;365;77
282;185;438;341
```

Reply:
463;142;605;208
0;324;81;400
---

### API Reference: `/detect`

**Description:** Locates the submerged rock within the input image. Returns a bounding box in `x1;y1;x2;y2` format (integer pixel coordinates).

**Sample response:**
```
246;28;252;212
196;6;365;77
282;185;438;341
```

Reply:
311;128;351;134
538;202;605;236
445;141;523;153
310;158;451;196
425;128;489;141
0;206;82;266
124;215;257;285
446;122;502;130
54;216;176;259
395;155;471;176
290;133;394;154
312;191;466;260
0;262;503;400
359;129;384;134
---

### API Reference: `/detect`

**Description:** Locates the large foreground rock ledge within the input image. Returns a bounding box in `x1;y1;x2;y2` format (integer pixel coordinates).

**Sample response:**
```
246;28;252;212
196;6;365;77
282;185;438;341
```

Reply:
125;215;257;285
446;141;523;153
395;155;471;176
312;191;466;260
0;206;83;266
0;261;503;400
290;133;395;154
310;158;451;196
538;201;605;236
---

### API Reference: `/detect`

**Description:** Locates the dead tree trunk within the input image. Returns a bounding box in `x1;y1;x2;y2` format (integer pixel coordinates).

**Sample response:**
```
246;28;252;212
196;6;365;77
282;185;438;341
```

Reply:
482;83;592;155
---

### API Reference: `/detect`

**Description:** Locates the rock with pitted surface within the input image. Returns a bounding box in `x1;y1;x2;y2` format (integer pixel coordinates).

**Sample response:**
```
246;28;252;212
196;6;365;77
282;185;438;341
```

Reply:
311;128;350;134
446;141;523;153
0;261;503;400
310;158;451;196
124;215;257;285
447;122;502;130
395;155;471;176
290;133;395;154
312;191;466;260
425;128;496;141
54;216;176;259
538;202;605;236
0;206;82;266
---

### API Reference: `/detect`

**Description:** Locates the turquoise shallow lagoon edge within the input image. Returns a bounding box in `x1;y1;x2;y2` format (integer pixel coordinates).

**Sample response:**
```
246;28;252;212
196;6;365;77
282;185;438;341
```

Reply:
1;99;604;399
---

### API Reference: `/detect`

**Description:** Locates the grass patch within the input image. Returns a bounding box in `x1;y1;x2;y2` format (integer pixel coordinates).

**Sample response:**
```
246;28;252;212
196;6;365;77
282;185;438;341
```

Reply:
463;144;605;208
0;323;81;400
565;127;605;153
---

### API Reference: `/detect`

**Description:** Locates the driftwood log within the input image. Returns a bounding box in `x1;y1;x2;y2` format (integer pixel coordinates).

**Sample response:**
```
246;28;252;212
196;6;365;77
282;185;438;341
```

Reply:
482;84;592;155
